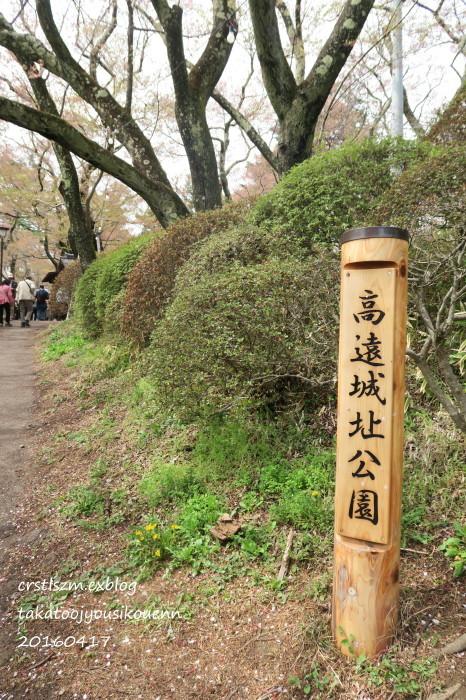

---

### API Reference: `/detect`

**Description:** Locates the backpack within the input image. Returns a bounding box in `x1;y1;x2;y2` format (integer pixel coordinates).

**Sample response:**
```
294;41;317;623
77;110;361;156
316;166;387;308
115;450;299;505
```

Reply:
36;289;48;303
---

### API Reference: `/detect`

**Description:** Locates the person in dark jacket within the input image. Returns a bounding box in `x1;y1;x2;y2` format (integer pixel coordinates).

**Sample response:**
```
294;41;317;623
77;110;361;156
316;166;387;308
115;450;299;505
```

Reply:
35;284;49;321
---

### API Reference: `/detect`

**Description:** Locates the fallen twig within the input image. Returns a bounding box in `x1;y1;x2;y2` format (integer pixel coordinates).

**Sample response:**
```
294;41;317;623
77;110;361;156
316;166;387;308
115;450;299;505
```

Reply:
256;686;285;700
28;651;56;671
400;547;429;555
109;690;133;696
318;650;343;687
277;529;294;581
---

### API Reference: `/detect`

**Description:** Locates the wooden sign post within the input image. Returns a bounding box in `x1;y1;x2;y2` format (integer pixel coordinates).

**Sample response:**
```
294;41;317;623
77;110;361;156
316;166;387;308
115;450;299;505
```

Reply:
332;226;409;657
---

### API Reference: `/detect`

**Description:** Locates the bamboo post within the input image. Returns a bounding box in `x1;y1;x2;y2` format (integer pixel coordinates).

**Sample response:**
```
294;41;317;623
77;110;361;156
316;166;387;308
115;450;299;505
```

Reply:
332;226;409;658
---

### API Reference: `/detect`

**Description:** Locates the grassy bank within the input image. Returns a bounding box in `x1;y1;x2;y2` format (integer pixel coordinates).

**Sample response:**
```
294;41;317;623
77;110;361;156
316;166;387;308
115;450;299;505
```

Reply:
4;320;459;698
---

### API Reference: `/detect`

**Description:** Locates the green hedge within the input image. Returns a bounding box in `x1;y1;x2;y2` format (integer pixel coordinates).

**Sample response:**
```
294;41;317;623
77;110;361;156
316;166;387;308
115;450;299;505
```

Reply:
252;138;429;246
174;221;307;292
74;233;155;337
147;252;339;417
121;202;250;347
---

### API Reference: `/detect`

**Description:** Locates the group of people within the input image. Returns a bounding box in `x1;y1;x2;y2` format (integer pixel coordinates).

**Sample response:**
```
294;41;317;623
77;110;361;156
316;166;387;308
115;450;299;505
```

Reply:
0;276;50;328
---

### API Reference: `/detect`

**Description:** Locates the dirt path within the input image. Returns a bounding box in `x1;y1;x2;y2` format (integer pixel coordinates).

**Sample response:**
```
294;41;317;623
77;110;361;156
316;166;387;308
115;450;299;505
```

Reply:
0;322;52;666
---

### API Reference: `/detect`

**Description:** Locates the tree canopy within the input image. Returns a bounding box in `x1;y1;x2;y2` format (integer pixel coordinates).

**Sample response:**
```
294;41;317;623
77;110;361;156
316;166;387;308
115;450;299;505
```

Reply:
0;0;464;269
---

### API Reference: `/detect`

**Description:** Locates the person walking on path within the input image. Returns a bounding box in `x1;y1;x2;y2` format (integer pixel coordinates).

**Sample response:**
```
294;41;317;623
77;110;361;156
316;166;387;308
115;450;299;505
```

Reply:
34;284;49;321
16;276;35;327
0;279;14;326
8;278;19;319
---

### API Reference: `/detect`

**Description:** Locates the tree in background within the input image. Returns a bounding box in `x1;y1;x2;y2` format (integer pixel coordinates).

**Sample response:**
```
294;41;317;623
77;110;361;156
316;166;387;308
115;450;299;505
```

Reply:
248;0;376;170
0;1;189;227
0;0;383;225
0;139;132;279
0;0;463;235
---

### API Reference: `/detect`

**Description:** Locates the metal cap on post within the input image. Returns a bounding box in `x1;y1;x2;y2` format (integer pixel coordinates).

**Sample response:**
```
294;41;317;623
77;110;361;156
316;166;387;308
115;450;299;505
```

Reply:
333;226;409;657
341;226;409;244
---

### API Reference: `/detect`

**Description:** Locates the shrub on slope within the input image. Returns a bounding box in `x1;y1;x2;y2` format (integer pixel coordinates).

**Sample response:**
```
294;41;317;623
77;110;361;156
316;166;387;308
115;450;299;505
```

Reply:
147;253;339;417
252;138;428;246
74;233;154;338
121;201;249;346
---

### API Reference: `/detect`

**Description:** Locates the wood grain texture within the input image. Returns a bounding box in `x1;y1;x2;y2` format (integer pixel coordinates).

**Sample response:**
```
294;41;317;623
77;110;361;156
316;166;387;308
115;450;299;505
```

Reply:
335;267;396;544
332;236;408;657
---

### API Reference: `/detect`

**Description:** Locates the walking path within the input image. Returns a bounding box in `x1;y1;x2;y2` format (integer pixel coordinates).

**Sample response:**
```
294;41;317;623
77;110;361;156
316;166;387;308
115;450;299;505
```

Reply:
0;322;52;546
0;321;53;669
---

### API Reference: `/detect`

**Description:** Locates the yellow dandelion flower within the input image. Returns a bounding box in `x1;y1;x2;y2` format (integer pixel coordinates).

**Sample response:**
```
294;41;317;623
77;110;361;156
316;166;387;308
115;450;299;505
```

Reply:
172;524;179;530
155;549;161;557
139;536;145;541
145;524;152;531
135;530;142;535
152;533;160;540
312;491;319;497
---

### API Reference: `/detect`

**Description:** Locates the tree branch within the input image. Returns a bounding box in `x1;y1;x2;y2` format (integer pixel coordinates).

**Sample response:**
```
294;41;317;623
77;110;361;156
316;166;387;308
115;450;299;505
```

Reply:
436;343;466;420
407;349;466;433
0;96;186;226
413;0;466;54
19;59;96;267
275;0;305;83
125;0;134;113
294;0;304;83
248;0;296;120
42;233;59;270
29;3;182;205
150;1;189;94
0;8;188;224
403;86;425;137
302;0;375;109
189;0;237;105
89;0;118;80
136;3;278;172
211;89;281;173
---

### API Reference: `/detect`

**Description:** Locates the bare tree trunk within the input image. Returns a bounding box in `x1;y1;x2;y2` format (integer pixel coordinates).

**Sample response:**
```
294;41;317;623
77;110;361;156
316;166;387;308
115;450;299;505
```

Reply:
249;0;375;170
151;0;236;211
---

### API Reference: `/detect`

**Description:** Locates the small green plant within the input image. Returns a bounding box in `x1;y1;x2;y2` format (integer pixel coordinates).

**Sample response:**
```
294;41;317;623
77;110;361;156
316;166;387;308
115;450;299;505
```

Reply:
439;522;466;576
127;494;223;576
234;522;275;560
289;661;335;694
401;506;434;546
90;458;108;482
43;327;87;360
358;653;437;695
337;625;356;656
238;491;264;512
63;485;105;516
141;462;204;505
128;521;173;569
309;571;331;602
